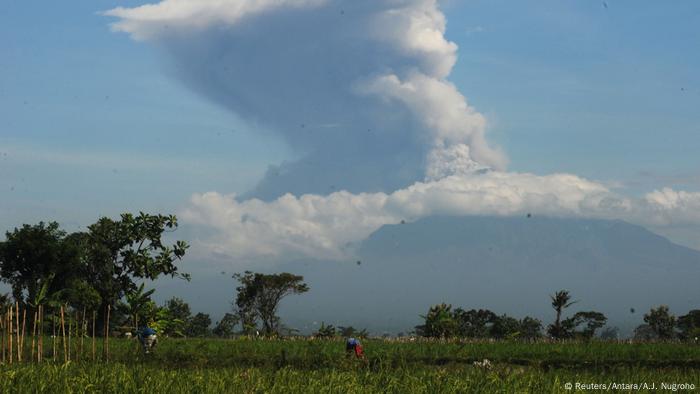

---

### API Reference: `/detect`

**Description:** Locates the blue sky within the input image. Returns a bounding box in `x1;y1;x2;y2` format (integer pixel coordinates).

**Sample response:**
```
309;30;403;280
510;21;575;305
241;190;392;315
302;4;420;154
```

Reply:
1;0;699;236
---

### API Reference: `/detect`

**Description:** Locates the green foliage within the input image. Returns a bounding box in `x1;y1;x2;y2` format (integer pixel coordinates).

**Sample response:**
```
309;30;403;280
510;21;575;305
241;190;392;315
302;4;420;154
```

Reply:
678;310;700;340
518;317;543;339
213;313;240;338
416;303;458;338
490;315;521;339
186;313;212;337
0;214;189;333
453;308;497;338
232;271;309;335
315;322;337;338
1;338;700;393
118;283;155;331
547;290;578;339
0;222;81;306
644;305;677;339
151;306;186;337
165;297;191;323
418;305;541;340
633;324;658;341
59;280;102;312
82;213;189;313
565;311;607;339
338;326;368;339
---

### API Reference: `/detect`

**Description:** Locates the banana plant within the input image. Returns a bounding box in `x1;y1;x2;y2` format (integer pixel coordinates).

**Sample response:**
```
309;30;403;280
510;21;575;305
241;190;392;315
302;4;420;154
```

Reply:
28;273;54;309
120;283;155;332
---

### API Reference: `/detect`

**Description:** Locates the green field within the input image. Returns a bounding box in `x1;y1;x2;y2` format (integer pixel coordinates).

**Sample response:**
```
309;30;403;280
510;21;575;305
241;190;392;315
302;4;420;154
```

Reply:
1;338;699;393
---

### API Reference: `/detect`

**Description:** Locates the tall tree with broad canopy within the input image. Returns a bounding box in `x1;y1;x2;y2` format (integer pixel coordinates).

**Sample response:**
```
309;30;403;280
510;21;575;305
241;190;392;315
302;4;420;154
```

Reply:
0;222;81;307
564;311;608;339
518;316;543;339
644;305;677;339
453;308;497;338
213;313;240;338
186;313;212;337
80;212;189;329
678;310;700;340
232;271;309;335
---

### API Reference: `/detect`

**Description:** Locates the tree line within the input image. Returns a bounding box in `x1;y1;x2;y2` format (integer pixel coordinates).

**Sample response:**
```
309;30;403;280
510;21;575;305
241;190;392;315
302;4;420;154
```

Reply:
2;215;699;341
416;290;700;341
0;215;311;340
0;214;187;335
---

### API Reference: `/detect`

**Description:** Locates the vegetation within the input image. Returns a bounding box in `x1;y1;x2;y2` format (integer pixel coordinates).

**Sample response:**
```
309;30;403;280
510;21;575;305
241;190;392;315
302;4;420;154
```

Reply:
2;217;700;392
0;214;189;332
415;304;543;340
644;305;677;340
232;271;309;335
546;290;577;339
0;338;699;393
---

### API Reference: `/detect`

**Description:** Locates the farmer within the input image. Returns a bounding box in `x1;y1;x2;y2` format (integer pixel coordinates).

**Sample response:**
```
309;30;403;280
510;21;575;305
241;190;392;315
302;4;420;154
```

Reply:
345;337;364;358
137;324;158;354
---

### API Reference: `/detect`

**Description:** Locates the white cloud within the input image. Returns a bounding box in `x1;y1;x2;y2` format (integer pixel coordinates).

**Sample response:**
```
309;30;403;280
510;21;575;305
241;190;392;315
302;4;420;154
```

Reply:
104;0;328;41
644;188;700;225
180;172;700;261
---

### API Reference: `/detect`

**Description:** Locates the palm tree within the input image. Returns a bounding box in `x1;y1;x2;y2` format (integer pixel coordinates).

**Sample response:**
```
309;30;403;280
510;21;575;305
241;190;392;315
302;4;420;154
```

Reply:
548;290;577;339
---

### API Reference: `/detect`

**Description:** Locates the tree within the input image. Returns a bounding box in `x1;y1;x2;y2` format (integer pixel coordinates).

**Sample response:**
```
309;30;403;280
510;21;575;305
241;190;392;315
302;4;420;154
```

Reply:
453;308;497;338
118;283;155;331
547;290;577;339
150;304;186;337
0;222;81;307
518;316;543;339
80;213;189;329
187;313;212;337
633;324;657;341
416;303;458;338
315;322;337;338
490;314;521;339
213;313;240;338
338;326;369;338
644;305;676;339
599;326;620;340
155;297;193;337
678;310;700;340
165;297;192;323
565;311;607;339
232;271;309;335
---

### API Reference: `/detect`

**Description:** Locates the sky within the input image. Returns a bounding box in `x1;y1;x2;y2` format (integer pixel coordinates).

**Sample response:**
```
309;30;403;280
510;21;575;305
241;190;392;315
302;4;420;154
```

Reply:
1;0;700;327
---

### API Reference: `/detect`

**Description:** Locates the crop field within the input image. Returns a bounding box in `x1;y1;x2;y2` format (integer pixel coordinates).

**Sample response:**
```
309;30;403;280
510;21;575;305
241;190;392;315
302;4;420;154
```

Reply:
1;338;699;393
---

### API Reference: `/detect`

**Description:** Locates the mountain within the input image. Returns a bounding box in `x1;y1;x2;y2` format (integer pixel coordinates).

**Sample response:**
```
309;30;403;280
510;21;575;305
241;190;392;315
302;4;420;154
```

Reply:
277;216;700;335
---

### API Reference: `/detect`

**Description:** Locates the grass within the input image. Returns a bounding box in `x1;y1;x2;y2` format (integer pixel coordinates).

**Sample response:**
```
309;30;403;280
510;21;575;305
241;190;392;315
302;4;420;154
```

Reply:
1;338;700;393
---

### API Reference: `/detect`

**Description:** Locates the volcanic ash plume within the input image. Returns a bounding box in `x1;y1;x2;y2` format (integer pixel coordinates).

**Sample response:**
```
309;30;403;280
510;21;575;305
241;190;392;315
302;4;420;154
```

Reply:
107;1;700;262
105;0;507;199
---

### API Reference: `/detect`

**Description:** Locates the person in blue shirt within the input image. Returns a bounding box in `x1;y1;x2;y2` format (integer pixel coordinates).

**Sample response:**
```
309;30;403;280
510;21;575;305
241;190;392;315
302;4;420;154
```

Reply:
137;324;158;354
345;337;364;358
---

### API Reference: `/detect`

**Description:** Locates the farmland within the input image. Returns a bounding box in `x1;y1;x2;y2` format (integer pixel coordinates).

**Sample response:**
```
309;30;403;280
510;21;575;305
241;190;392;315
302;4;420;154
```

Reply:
1;338;699;393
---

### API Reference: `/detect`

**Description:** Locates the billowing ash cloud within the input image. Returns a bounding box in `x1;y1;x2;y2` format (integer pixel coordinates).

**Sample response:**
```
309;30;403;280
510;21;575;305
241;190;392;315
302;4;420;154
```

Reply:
105;0;506;199
107;1;700;262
